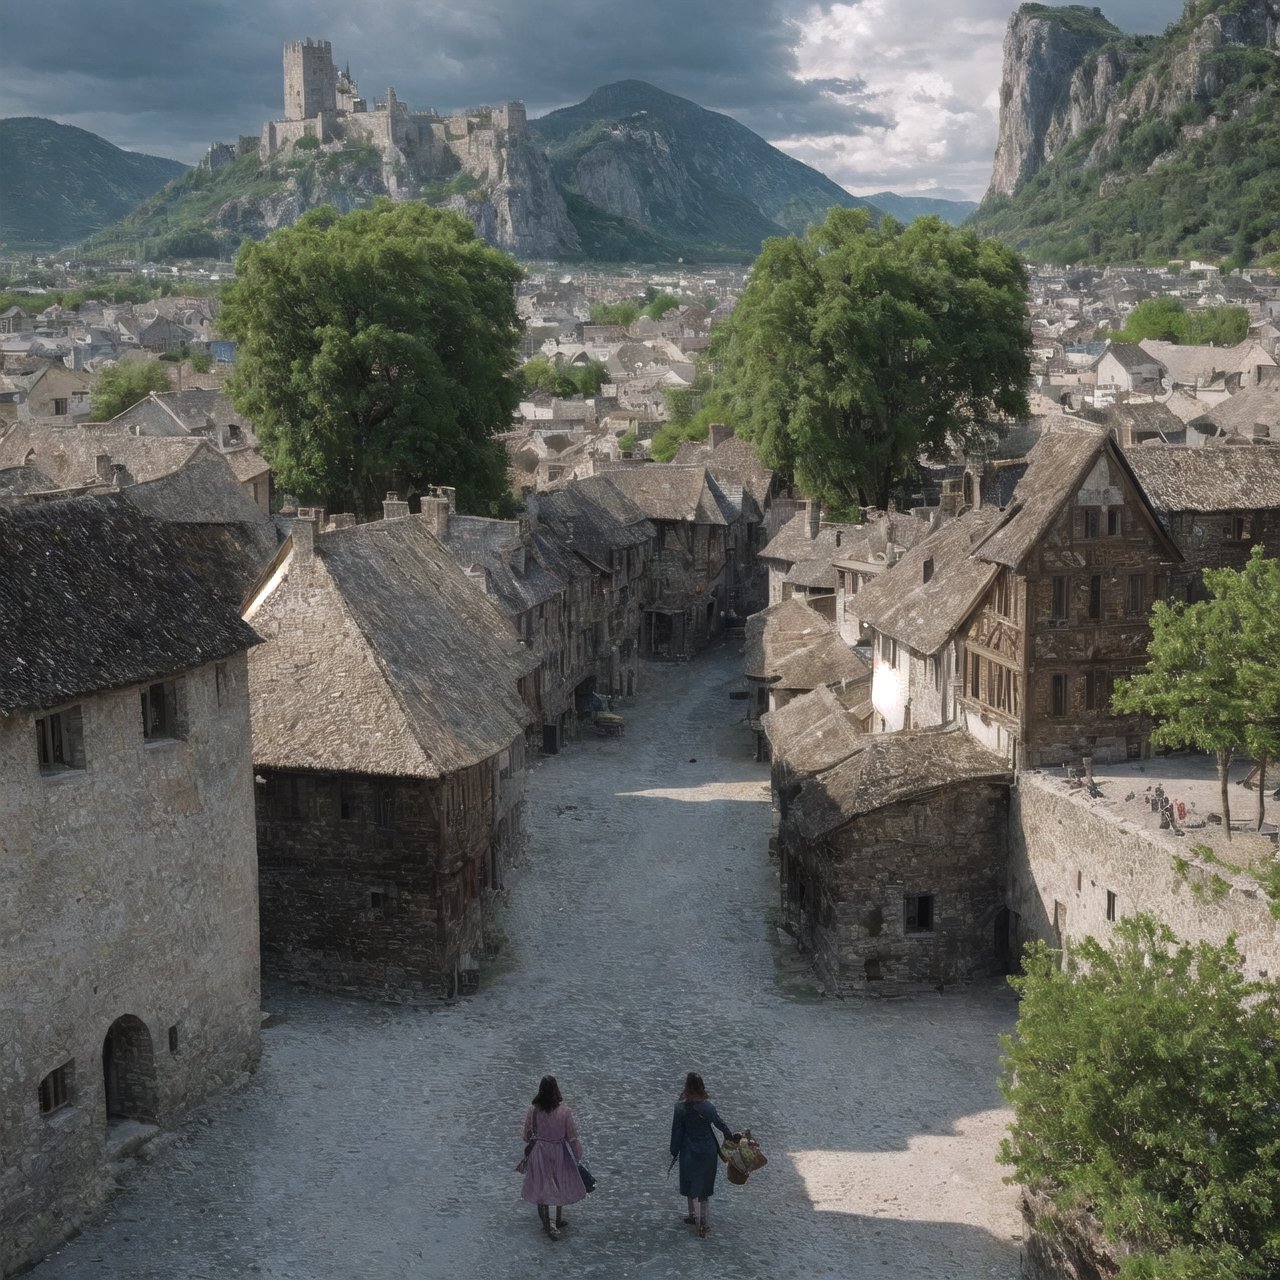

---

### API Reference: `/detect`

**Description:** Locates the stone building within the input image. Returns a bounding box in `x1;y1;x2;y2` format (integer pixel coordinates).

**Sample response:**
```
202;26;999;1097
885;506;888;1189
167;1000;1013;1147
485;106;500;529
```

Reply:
758;503;862;608
245;502;534;1000
1124;444;1280;596
777;730;1012;996
0;495;263;1275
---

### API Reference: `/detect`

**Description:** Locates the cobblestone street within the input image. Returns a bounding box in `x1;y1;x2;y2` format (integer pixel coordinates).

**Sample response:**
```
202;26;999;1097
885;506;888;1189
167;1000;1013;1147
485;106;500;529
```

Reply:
33;647;1022;1279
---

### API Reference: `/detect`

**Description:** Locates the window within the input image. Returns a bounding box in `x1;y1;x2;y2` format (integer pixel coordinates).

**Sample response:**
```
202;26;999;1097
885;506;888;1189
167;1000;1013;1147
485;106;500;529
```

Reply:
39;1062;73;1114
922;556;934;584
141;680;178;740
168;1025;179;1054
1076;870;1083;892
1106;890;1118;922
53;397;69;416
970;652;981;699
904;894;934;933
35;705;85;773
1126;736;1143;761
338;780;362;823
369;890;386;912
1051;673;1067;717
1107;508;1123;537
1232;515;1253;542
993;575;1011;617
270;775;301;821
1127;573;1146;617
1088;574;1102;620
376;786;396;829
1082;508;1100;539
1084;671;1112;711
1050;576;1068;624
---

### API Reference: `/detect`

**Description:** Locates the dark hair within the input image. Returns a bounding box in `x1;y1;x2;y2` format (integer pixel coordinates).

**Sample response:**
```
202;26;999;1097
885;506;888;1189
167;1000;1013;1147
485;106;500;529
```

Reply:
680;1072;708;1101
532;1075;562;1112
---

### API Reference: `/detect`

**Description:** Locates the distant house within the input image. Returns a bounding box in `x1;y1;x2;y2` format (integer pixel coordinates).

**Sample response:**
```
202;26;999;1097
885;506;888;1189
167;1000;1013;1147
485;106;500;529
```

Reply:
0;495;262;1276
1092;342;1165;394
245;501;534;1000
0;305;31;334
13;362;92;419
759;503;862;609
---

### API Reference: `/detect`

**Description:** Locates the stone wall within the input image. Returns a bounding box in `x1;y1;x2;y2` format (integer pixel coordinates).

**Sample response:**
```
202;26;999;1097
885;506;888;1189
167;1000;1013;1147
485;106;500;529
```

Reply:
0;655;261;1276
1164;507;1280;598
1009;771;1280;980
785;781;1011;996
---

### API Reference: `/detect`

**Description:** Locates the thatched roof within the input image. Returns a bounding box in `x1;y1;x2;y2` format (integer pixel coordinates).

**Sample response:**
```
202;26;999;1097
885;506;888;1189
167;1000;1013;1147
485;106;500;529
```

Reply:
744;597;869;690
248;514;532;779
788;729;1011;841
0;493;260;714
1125;444;1280;514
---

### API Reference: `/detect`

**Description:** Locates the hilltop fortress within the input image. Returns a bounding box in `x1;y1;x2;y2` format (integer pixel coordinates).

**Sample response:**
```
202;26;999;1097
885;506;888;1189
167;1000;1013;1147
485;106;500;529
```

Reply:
258;39;529;198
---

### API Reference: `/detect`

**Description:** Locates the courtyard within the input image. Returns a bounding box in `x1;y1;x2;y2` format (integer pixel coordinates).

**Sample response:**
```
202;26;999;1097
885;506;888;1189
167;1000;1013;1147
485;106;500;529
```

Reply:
32;647;1022;1279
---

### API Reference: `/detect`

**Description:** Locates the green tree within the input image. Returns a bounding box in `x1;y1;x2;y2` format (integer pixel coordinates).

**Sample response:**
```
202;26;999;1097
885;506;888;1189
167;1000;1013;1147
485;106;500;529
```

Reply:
520;355;566;395
90;360;171;420
1113;549;1280;836
643;291;680;320
710;210;1030;508
589;300;641;327
221;201;523;517
1111;298;1250;346
1000;916;1280;1279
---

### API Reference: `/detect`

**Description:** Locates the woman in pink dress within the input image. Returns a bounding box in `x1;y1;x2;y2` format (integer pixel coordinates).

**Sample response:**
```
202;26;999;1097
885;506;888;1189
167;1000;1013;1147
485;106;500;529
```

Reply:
520;1075;588;1238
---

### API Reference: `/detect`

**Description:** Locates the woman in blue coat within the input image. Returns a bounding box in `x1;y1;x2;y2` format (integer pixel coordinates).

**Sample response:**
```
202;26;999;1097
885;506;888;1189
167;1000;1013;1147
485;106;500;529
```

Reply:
670;1071;737;1237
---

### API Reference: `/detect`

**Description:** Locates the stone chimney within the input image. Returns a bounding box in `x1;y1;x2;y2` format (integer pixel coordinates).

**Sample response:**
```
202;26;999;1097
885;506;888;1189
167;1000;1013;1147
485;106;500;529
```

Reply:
806;499;821;541
293;507;324;562
383;491;409;521
329;512;357;530
421;488;450;539
708;422;733;449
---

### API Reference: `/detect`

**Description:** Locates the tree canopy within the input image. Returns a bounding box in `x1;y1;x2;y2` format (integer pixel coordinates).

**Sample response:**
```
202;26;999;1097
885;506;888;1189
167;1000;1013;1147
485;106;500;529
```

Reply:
1001;915;1280;1279
220;201;523;517
518;355;607;399
1113;548;1280;835
90;360;171;421
708;209;1031;509
1108;297;1250;346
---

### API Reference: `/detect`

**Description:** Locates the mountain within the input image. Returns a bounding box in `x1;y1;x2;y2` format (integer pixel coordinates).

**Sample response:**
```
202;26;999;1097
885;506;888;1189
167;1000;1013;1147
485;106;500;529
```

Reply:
863;193;977;226
969;1;1280;266
529;80;879;259
0;118;188;253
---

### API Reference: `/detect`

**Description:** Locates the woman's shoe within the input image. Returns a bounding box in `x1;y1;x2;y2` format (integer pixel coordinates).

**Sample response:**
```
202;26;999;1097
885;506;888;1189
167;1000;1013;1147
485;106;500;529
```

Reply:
682;1216;697;1225
547;1225;561;1240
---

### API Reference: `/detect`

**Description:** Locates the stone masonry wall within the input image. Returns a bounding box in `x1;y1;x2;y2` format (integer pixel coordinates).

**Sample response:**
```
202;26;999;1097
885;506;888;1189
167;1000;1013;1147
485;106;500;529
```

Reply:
0;655;261;1276
1009;771;1280;980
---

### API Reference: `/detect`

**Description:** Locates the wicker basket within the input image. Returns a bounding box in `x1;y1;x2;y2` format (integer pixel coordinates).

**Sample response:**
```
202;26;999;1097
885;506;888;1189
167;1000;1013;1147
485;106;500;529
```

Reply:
726;1163;749;1185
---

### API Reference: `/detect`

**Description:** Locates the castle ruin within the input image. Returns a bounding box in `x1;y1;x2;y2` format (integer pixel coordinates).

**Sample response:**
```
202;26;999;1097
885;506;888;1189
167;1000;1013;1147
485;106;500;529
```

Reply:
258;38;528;196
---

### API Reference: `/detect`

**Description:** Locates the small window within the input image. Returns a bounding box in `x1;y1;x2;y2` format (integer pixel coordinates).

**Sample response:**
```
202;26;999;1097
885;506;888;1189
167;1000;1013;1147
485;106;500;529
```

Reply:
141;680;178;740
1050;576;1068;624
1051;673;1067;717
39;1061;73;1114
1107;508;1122;537
339;780;362;823
1082;508;1100;539
1126;573;1145;617
904;893;934;933
1076;870;1083;892
1126;736;1143;760
53;397;69;416
1232;515;1252;542
376;786;396;829
271;775;301;820
1106;890;1118;922
1084;671;1111;711
864;957;883;982
970;652;981;699
36;705;85;773
922;556;934;584
369;890;386;912
168;1025;179;1054
1088;574;1102;620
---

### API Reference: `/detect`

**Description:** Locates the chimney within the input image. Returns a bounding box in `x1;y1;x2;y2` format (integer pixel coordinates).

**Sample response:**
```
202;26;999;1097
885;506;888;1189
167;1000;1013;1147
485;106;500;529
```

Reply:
806;499;821;541
383;491;409;521
329;512;357;530
708;422;733;449
293;507;323;562
421;486;450;538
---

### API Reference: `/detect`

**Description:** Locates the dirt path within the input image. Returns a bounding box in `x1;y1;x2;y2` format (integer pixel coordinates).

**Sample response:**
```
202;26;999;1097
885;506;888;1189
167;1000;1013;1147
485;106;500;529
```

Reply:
33;646;1022;1279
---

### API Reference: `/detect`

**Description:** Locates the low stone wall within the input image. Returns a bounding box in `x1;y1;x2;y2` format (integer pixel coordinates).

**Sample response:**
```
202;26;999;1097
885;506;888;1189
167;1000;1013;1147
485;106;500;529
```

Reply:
1009;770;1280;980
1020;1192;1121;1280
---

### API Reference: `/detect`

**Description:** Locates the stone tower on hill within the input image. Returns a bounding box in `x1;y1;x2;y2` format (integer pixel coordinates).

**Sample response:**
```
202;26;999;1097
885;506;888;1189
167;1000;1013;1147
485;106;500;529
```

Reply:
283;38;338;122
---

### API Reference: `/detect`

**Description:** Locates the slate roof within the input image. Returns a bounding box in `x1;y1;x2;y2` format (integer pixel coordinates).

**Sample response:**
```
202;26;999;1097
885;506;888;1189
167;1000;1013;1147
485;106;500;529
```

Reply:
0;493;260;714
672;434;775;507
0;422;205;488
528;481;654;572
852;508;1005;656
600;465;735;525
1187;381;1280;439
0;462;59;499
759;510;863;568
1098;342;1162;373
1124;445;1280;514
760;682;867;777
248;515;532;779
788;729;1012;841
744;597;870;690
442;515;566;616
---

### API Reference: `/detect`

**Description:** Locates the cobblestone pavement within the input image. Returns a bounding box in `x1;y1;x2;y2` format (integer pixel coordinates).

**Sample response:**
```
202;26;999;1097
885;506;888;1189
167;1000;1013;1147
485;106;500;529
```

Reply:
33;646;1022;1280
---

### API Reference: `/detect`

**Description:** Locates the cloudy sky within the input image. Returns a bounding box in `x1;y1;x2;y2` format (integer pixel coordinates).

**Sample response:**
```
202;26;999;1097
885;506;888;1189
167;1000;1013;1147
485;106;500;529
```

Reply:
4;0;1177;200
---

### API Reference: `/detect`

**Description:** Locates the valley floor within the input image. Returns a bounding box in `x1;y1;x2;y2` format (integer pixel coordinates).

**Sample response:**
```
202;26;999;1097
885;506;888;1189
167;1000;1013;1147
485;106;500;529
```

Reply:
32;646;1021;1279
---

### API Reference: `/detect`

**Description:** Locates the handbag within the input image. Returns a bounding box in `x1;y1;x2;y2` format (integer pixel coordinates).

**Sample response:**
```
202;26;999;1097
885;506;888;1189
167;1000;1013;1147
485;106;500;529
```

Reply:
516;1112;537;1174
577;1158;597;1193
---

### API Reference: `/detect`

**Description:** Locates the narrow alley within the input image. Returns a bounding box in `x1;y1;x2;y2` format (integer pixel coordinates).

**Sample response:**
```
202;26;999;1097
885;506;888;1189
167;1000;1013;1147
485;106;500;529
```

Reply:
33;647;1021;1280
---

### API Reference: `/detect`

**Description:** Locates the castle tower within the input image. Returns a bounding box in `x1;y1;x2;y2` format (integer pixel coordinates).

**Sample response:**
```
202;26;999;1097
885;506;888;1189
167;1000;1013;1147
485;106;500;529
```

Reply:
283;38;338;121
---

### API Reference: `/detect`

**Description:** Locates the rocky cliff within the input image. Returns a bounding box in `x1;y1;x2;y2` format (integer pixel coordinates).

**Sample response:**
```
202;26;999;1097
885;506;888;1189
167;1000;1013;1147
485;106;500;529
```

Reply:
973;0;1280;264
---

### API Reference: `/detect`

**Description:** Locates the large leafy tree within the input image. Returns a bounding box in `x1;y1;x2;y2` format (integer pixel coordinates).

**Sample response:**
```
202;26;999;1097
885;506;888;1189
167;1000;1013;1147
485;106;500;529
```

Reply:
1001;916;1280;1279
708;209;1031;509
221;201;523;517
90;360;171;420
1113;548;1280;836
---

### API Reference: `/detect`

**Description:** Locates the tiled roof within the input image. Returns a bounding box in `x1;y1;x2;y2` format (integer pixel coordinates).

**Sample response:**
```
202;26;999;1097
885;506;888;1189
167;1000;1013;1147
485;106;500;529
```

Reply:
1125;444;1280;513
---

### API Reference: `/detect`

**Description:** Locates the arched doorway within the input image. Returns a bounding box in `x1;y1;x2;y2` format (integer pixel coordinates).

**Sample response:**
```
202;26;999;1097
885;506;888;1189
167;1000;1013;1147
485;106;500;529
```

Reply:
102;1015;158;1124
